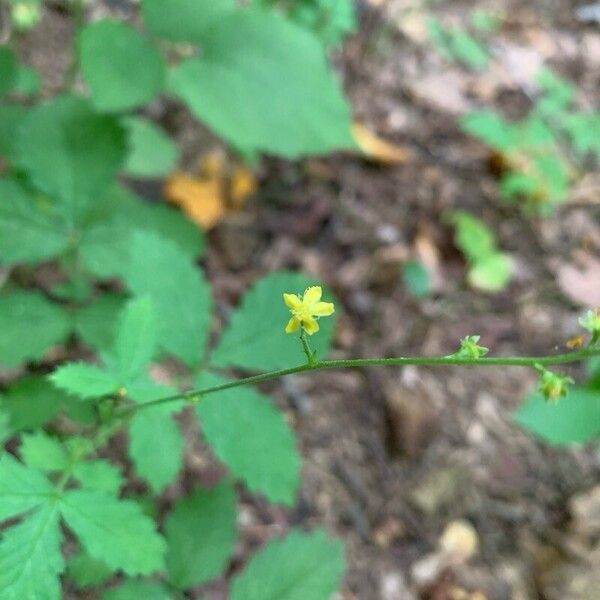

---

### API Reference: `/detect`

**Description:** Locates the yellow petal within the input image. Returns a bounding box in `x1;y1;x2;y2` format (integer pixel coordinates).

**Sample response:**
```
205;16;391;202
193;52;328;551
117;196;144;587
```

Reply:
303;286;322;305
285;316;300;334
312;301;335;317
303;317;320;335
283;293;302;310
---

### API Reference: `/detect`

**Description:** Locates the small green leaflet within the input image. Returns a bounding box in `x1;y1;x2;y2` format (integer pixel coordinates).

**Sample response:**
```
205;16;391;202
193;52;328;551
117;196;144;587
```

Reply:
0;290;71;368
72;460;124;495
79;20;166;112
0;503;64;600
123;116;179;178
50;363;120;400
125;230;212;366
515;388;600;445
196;373;301;505
66;550;114;590
17;95;127;226
212;271;336;370
74;294;127;352
60;490;166;576
230;529;345;600
168;8;355;157
20;431;68;472
165;482;237;588
0;177;69;266
142;0;234;43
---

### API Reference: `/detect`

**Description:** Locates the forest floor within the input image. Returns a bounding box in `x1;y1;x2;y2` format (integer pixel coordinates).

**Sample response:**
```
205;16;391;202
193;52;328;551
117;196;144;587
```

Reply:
17;0;600;598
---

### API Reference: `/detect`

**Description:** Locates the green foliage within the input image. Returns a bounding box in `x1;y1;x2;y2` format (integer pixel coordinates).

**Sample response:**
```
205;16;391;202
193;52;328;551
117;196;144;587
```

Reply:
123;117;179;178
230;529;346;600
449;211;512;292
169;9;354;157
79;20;166;112
165;482;237;588
0;290;71;368
66;551;113;589
0;47;17;96
101;580;172;600
213;271;336;370
402;259;431;299
20;431;68;472
196;373;301;505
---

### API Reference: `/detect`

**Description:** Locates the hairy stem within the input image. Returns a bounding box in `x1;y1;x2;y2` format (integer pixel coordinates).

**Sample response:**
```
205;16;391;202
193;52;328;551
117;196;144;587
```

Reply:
115;347;600;417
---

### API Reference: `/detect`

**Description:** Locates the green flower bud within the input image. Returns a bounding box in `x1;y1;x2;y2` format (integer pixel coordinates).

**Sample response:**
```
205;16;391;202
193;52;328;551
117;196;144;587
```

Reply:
453;335;489;359
537;367;574;403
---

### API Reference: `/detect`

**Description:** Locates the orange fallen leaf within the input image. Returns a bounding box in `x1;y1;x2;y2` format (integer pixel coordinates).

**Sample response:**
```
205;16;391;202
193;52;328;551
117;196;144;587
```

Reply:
165;151;257;230
352;122;411;164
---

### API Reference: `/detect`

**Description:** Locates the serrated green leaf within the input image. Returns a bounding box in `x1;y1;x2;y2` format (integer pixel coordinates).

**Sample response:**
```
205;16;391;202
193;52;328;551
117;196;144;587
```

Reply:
101;580;172;600
17;95;127;225
0;177;69;266
0;47;17;96
165;481;237;588
0;504;64;600
212;272;336;370
107;296;158;384
515;388;600;445
168;9;354;156
129;409;184;494
0;290;71;368
467;253;512;292
66;550;114;589
123;116;179;178
142;0;234;43
0;453;53;520
50;362;119;400
125;230;212;366
74;294;127;352
230;529;345;600
72;460;124;495
20;431;68;472
196;373;300;505
60;490;166;576
79;20;165;112
0;105;28;162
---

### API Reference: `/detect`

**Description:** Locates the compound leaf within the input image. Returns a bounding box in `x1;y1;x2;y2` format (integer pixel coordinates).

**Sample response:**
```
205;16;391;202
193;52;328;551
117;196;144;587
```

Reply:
50;363;119;400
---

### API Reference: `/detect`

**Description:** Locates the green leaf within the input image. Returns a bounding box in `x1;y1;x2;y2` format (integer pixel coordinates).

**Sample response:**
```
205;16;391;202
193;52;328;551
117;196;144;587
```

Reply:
142;0;234;43
0;290;71;368
72;460;124;495
20;431;68;472
101;580;172;600
128;409;184;494
60;490;166;576
0;46;17;96
0;376;66;431
230;529;345;600
108;296;158;384
515;388;600;445
450;211;496;261
402;260;431;299
212;271;336;370
0;504;64;600
79;186;204;280
0;453;53;520
125;230;212;366
17;95;127;225
79;20;165;112
0;177;69;266
460;111;518;152
169;9;354;157
123;116;179;177
448;30;489;70
165;481;237;588
0;105;28;162
12;65;41;96
196;373;300;505
74;294;127;352
50;362;119;400
66;550;114;589
467;253;512;292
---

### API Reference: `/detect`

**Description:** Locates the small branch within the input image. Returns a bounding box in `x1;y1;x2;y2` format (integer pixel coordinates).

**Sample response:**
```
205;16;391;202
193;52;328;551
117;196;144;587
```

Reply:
115;347;600;418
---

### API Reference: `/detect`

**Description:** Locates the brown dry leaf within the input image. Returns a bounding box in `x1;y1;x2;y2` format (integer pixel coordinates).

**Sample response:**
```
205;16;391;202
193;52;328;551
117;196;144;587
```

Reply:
352;122;411;164
165;151;257;230
556;252;600;307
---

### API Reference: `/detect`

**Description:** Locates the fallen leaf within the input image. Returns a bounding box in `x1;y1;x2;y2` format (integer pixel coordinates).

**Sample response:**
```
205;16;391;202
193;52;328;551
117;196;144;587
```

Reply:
352;122;411;164
165;151;257;230
557;252;600;306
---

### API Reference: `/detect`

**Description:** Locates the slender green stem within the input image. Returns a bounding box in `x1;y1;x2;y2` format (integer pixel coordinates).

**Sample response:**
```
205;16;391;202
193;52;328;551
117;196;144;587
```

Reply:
115;347;600;417
299;329;317;366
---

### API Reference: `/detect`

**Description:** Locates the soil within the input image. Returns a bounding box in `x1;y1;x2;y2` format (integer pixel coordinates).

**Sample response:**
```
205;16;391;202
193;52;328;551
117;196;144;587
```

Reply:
10;0;600;599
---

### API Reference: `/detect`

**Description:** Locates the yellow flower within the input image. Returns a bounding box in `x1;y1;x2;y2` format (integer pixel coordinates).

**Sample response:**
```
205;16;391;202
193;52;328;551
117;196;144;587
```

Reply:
283;286;335;335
